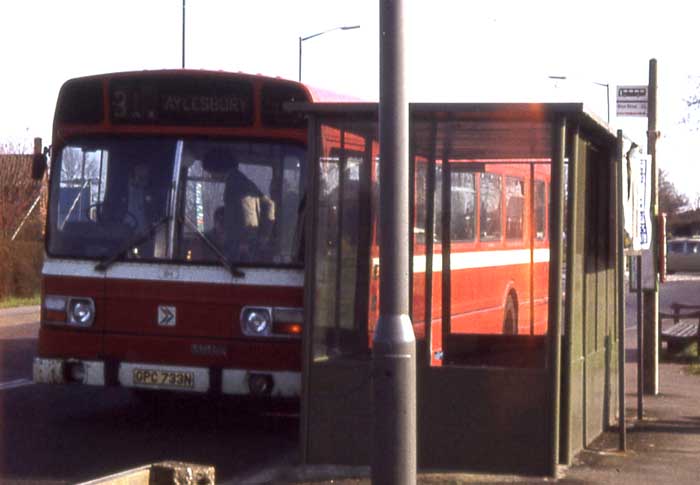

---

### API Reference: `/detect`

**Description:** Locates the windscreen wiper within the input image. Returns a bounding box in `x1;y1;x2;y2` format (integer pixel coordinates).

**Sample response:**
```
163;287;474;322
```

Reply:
95;215;171;271
179;215;245;278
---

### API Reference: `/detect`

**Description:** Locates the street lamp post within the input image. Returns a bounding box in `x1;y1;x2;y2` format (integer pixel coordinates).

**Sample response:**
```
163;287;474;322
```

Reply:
592;81;611;124
549;76;610;124
298;25;360;82
182;0;186;69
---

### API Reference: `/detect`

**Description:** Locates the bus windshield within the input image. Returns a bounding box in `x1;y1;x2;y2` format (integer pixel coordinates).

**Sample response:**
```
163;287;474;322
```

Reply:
47;137;306;267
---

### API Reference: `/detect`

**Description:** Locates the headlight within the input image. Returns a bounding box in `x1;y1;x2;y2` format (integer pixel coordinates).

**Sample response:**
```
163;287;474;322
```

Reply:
67;298;95;327
241;307;272;336
240;306;303;338
43;295;95;327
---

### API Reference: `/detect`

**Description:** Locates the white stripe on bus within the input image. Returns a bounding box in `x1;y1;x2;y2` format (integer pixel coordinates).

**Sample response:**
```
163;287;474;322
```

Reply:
42;259;304;287
44;247;547;285
373;248;550;273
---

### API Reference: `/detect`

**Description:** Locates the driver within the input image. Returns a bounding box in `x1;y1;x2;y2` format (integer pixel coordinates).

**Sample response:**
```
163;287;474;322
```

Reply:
127;163;151;228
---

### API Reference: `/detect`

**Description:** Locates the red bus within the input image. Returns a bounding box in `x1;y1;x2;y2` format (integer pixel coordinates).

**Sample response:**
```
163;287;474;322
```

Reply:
32;70;350;398
32;71;550;399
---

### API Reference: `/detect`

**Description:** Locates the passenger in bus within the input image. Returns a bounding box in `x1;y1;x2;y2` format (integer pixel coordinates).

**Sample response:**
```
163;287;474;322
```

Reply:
99;162;151;228
202;149;275;261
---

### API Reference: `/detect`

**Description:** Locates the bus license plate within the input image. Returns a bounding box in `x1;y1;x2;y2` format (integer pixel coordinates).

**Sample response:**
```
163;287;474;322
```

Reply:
133;368;195;389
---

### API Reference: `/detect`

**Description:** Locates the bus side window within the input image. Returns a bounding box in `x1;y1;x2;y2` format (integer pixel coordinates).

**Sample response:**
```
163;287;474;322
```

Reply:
450;170;475;242
479;173;502;241
505;177;524;240
534;180;546;240
668;241;685;253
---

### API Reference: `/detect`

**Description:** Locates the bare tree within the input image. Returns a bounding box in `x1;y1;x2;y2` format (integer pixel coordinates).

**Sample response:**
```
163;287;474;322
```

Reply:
684;76;700;126
658;168;689;216
0;142;45;240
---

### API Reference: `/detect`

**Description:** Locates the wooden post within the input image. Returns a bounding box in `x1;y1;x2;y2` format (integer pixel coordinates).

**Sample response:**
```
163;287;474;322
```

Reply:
643;58;659;396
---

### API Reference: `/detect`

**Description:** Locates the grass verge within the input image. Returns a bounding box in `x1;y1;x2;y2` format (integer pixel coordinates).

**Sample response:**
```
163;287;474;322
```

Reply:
0;294;40;309
662;341;700;375
687;363;700;375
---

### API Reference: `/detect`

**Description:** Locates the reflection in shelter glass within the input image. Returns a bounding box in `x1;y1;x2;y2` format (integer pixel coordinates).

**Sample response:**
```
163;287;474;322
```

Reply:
311;123;375;361
309;117;552;369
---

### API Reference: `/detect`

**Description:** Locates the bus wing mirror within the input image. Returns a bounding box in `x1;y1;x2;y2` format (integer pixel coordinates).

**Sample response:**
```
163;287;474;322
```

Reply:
31;153;47;180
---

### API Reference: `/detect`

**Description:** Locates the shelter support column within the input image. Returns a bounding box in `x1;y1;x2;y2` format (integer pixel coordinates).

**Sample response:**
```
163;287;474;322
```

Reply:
616;130;627;451
560;126;580;465
547;117;566;477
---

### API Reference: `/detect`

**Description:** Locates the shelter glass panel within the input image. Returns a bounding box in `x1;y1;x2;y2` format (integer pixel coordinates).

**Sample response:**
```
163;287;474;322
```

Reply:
410;119;552;368
309;115;553;368
311;121;375;362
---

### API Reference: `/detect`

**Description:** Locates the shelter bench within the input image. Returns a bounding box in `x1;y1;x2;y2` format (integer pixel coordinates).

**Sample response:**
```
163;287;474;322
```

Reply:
659;303;700;354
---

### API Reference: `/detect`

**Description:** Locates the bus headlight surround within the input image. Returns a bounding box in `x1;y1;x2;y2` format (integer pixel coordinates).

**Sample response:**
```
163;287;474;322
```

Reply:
68;298;95;327
241;307;272;336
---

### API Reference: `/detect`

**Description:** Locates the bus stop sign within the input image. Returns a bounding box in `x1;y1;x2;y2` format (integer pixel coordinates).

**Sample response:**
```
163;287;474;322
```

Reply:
616;85;648;117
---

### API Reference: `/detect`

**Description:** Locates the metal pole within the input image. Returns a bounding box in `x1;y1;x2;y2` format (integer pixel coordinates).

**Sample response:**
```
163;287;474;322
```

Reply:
424;121;437;366
298;26;359;83
643;59;659;395
637;254;644;420
592;82;610;124
298;36;302;82
372;0;416;483
616;130;626;451
182;0;186;68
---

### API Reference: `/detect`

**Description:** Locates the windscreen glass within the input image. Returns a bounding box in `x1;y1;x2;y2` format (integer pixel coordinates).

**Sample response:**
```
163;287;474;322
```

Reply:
47;138;306;267
178;141;306;266
48;138;176;260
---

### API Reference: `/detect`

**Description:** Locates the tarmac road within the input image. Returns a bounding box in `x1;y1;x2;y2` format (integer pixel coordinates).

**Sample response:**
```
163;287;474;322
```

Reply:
2;273;699;484
261;273;700;484
0;306;299;485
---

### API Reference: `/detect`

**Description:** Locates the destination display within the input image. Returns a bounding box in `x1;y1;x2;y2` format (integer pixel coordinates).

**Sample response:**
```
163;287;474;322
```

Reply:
109;76;254;126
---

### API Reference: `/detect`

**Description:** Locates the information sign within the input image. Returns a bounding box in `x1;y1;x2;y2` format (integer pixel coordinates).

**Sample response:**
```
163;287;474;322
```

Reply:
616;85;648;117
623;150;652;253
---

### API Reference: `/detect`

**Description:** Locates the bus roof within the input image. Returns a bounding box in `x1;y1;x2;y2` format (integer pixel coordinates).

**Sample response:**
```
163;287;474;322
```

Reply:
52;69;360;137
58;69;358;103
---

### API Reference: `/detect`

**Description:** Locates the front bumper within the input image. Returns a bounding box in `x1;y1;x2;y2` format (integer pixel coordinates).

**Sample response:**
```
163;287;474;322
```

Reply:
32;357;301;398
33;358;105;386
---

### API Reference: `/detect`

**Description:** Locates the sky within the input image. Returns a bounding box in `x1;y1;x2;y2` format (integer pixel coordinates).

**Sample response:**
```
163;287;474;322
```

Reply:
2;0;700;199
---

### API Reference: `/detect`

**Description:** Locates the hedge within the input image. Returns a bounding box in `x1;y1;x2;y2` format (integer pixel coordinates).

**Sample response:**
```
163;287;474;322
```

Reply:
0;239;43;300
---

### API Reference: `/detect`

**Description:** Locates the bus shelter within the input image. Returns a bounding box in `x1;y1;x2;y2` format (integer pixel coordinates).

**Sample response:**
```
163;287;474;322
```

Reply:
299;103;623;475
